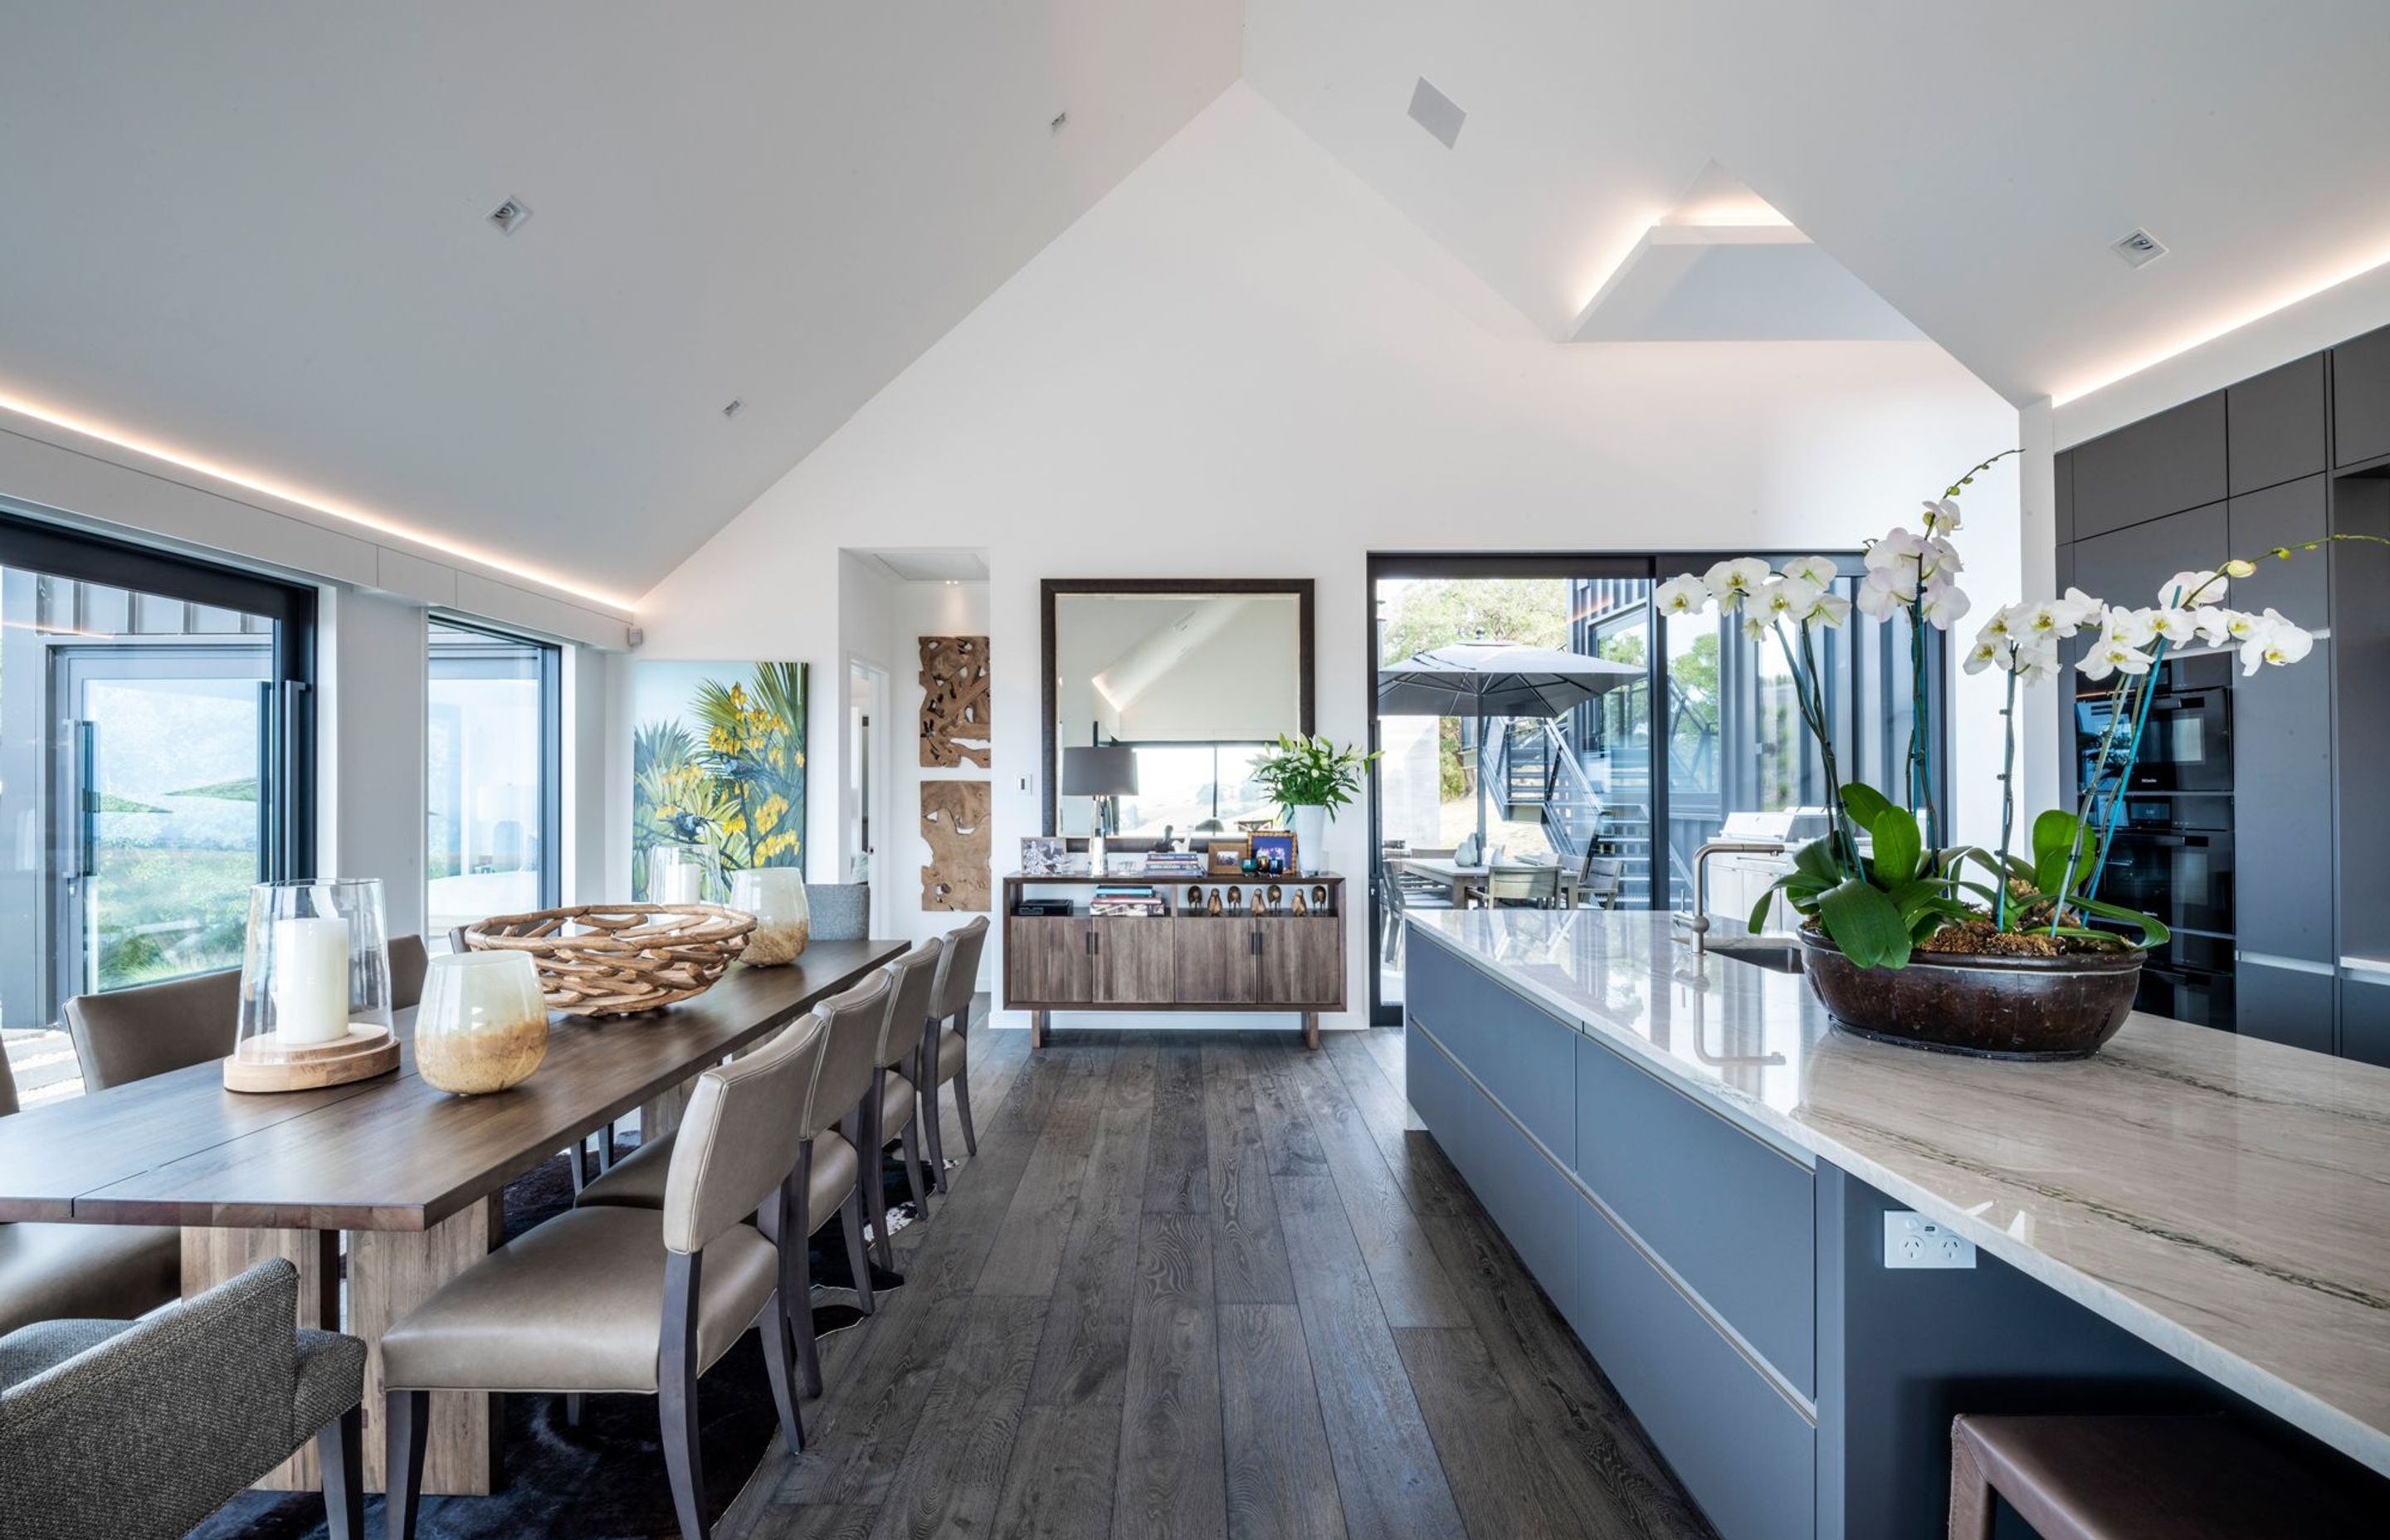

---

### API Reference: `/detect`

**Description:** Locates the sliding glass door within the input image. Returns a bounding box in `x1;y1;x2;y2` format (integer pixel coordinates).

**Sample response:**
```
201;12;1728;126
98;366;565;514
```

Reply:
1368;551;1940;1023
427;620;559;934
0;510;312;1104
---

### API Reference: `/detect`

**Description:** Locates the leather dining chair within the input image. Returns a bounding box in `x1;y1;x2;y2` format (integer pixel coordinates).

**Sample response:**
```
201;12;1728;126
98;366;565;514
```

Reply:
388;934;430;1011
0;1055;179;1338
576;972;894;1396
382;1017;818;1540
63;966;241;1091
919;915;989;1187
867;940;943;1265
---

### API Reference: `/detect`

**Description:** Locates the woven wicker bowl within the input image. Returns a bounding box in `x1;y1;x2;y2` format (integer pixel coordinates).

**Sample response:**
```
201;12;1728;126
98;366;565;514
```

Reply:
461;903;758;1018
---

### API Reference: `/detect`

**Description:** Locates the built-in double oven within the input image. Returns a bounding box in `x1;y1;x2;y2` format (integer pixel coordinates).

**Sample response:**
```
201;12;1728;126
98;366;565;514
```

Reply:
2075;655;2236;1028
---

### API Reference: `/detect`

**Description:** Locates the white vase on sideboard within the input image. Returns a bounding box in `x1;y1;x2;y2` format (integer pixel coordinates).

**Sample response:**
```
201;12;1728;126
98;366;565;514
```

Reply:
1289;805;1327;871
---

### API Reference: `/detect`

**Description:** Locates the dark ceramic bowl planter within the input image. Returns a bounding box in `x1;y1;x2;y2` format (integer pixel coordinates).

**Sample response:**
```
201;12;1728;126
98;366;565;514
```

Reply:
1797;930;2144;1060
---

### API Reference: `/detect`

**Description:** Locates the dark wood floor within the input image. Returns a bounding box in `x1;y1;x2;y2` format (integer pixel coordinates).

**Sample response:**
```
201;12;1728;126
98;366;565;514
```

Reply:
724;1025;1716;1540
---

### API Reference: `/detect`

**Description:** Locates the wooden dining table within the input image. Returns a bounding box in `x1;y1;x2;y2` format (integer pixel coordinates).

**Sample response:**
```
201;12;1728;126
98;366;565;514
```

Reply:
1388;853;1584;908
0;937;906;1498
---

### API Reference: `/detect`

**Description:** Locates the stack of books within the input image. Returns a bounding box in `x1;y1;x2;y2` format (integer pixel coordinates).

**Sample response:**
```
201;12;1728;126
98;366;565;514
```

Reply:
1090;884;1166;917
1143;850;1206;878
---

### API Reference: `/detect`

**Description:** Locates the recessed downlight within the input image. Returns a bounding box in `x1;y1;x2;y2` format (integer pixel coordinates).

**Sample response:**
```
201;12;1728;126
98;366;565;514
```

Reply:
488;197;532;235
2111;227;2167;269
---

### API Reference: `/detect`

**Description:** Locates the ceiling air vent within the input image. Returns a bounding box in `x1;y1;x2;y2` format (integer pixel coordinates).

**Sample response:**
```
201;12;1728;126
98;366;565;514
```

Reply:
1407;77;1466;149
722;399;745;420
2110;228;2167;269
488;197;532;235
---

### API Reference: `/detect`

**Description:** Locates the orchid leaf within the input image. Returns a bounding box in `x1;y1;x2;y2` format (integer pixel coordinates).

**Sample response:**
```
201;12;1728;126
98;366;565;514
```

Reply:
1839;782;1899;831
1817;877;1911;970
2071;894;2172;948
1870;807;1924;885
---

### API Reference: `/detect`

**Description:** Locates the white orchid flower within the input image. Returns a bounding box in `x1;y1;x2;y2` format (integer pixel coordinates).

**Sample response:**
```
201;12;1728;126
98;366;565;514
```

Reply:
1778;554;1840;587
1919;536;1963;582
1808;591;1852;629
2102;607;2158;647
1922;497;1963;534
2015;642;2064;685
1757;575;1827;626
2240;610;2315;675
2159;569;2226;607
1702;558;1773;610
1865;528;1926;572
2078;638;2156;681
1654;574;1712;616
2190;607;2236;646
2221;609;2265;642
1739;613;1770;642
2148;607;2200;645
1920;579;1971;631
1855;571;1904;620
1977;605;2021;641
1963;636;2012;675
2222;558;2257;579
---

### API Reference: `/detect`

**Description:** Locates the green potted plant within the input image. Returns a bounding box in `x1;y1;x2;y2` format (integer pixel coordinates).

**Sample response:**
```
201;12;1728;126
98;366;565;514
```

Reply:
1250;733;1379;870
1659;452;2364;1058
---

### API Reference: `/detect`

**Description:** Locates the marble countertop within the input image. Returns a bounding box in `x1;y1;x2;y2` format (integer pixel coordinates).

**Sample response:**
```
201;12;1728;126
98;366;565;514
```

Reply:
1409;909;2390;1477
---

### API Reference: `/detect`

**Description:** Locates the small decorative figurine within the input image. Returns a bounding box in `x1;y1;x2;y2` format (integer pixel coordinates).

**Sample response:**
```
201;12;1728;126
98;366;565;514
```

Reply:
1292;890;1309;916
1187;885;1203;909
1207;889;1222;916
1227;885;1243;913
1266;884;1283;914
1310;885;1328;910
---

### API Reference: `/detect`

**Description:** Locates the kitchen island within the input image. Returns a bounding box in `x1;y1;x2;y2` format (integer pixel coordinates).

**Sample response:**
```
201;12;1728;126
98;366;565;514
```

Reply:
1403;909;2390;1539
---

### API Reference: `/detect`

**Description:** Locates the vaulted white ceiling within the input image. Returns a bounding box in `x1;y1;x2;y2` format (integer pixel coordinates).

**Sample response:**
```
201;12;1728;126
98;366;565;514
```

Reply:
0;4;1240;603
1245;0;2390;406
3;3;2385;607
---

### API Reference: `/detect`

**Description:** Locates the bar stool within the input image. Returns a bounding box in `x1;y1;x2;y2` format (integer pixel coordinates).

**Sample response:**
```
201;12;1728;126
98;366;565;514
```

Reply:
1949;1413;2373;1538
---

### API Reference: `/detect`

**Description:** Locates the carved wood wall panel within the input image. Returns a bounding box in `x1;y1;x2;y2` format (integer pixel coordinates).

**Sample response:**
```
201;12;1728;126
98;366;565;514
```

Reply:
919;780;991;912
919;636;991;768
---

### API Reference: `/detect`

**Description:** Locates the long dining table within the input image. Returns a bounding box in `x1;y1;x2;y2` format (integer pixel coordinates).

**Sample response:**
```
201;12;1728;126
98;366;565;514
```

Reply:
0;937;907;1497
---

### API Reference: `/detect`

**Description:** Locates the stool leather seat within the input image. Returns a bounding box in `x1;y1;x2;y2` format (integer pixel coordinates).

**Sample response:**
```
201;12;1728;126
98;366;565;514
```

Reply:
1949;1414;2373;1539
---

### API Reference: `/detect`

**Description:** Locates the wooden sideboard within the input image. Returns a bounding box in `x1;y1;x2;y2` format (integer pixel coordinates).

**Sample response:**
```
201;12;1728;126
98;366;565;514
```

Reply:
1002;872;1346;1048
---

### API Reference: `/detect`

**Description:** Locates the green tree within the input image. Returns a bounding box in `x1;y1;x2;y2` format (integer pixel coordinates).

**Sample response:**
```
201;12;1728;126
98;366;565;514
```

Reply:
1379;578;1568;664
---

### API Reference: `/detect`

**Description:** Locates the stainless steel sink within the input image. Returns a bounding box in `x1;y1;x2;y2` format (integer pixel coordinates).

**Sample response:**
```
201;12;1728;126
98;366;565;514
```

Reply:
1703;938;1804;975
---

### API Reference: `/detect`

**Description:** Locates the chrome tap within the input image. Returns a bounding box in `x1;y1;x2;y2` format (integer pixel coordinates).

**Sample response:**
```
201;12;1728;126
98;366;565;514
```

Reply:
1673;840;1789;953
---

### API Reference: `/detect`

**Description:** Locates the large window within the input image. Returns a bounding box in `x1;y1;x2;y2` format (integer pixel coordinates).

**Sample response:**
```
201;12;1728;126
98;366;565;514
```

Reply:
427;621;558;934
0;509;313;1105
1368;552;1944;1022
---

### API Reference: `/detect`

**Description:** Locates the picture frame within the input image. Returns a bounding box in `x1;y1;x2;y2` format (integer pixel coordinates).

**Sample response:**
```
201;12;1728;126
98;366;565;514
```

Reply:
1207;836;1251;874
1251;830;1297;873
1019;836;1069;876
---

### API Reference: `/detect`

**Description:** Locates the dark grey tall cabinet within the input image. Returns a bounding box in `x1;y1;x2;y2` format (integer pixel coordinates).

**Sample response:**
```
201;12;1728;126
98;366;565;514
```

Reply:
2055;324;2390;1064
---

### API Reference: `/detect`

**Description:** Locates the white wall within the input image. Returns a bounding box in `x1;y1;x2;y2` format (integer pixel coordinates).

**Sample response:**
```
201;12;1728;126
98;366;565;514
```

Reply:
321;587;428;939
632;84;2022;1027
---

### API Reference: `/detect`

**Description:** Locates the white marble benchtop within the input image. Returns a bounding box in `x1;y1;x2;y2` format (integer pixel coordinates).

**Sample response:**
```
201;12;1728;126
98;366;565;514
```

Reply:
1409;909;2390;1477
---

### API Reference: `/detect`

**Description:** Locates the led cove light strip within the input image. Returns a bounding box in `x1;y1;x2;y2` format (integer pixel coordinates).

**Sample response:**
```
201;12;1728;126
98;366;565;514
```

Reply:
0;391;638;612
2051;245;2390;407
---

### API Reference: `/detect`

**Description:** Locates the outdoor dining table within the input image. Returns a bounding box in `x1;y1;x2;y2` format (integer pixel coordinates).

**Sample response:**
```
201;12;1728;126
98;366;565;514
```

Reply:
1388;853;1584;908
0;937;906;1498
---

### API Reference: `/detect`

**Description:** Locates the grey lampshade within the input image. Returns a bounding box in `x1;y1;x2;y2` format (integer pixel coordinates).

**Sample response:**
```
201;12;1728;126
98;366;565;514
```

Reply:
1061;744;1139;797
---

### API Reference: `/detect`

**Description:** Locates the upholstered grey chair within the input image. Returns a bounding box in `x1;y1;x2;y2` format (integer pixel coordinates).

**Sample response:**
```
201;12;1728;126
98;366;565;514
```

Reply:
388;934;431;1011
384;1018;818;1540
803;883;870;942
919;915;990;1185
867;940;944;1264
0;1257;366;1540
0;1055;179;1339
63;966;241;1091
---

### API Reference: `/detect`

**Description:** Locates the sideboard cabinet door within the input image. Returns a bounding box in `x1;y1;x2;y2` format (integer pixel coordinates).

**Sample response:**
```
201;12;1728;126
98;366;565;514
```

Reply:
1007;918;1095;1004
1259;917;1343;1007
1093;919;1176;1004
1173;920;1259;1004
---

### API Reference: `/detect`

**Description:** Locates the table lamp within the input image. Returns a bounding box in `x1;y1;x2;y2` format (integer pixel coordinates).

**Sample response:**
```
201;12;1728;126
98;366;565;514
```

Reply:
1061;743;1139;870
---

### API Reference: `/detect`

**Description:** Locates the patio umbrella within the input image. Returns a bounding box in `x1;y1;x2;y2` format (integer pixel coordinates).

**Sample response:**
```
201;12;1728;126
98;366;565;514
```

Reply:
1375;641;1643;842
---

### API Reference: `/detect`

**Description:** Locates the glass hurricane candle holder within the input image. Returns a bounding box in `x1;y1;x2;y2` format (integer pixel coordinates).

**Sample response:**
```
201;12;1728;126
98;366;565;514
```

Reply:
416;951;549;1095
729;867;810;967
649;844;707;904
226;878;399;1092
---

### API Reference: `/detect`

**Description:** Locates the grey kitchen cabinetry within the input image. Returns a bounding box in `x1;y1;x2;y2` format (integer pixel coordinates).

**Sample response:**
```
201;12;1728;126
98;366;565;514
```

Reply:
2066;501;2227;606
2229;475;2333;964
2332;324;2390;468
2227;353;2328;495
2340;973;2390;1069
2235;959;2335;1056
2071;392;2227;539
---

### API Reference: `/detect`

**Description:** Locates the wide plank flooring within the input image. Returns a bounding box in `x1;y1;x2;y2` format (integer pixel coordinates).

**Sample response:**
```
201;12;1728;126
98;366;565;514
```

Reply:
727;1026;1715;1540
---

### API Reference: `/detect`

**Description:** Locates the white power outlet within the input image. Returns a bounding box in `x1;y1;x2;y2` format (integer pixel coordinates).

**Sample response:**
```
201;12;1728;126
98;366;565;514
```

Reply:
1883;1211;1976;1270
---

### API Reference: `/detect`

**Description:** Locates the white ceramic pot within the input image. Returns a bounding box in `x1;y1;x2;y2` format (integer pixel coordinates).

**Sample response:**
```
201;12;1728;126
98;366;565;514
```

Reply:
1289;805;1327;872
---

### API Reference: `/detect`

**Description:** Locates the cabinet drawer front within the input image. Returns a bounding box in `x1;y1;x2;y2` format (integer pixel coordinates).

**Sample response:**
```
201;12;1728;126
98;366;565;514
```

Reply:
1571;1192;1814;1540
1406;933;1575;1162
1575;1036;1814;1393
1406;1017;1574;1306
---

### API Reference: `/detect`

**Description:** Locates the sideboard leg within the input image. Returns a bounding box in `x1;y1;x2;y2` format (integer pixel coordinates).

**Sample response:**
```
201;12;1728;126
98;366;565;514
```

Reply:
1302;1011;1319;1050
1032;1010;1049;1049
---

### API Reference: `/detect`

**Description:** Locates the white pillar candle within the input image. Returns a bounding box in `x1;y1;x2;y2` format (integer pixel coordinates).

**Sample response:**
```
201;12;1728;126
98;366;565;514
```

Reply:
656;855;704;904
271;915;351;1045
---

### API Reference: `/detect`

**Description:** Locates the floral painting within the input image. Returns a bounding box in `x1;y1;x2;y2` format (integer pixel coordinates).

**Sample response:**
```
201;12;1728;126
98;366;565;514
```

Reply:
632;660;807;903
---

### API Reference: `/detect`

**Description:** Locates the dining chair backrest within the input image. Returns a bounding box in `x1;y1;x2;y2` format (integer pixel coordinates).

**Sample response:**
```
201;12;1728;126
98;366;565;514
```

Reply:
798;970;893;1141
805;884;870;943
930;916;989;1021
662;1012;825;1255
64;967;242;1091
1485;866;1562;905
0;1053;17;1118
878;940;944;1071
1578;855;1627;907
388;935;430;1012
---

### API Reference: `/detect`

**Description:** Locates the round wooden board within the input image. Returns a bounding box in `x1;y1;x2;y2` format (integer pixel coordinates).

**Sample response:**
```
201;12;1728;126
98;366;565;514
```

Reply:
223;1025;402;1094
